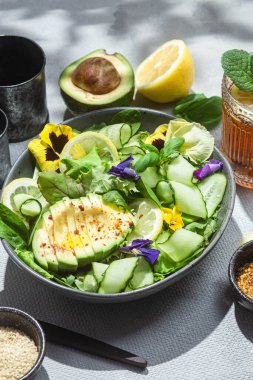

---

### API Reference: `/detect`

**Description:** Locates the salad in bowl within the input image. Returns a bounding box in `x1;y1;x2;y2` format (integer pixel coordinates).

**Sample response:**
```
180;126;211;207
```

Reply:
0;108;233;300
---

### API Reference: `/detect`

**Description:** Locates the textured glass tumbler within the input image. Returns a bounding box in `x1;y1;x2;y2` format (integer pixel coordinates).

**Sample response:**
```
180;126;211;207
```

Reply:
221;74;253;188
0;35;48;142
0;108;11;187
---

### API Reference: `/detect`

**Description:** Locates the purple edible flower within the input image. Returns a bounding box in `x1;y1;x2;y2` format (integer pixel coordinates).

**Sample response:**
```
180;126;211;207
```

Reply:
108;156;140;181
120;239;160;264
193;159;223;181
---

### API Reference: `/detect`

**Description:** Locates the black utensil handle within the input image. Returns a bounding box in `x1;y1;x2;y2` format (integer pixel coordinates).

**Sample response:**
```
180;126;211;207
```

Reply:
39;320;147;369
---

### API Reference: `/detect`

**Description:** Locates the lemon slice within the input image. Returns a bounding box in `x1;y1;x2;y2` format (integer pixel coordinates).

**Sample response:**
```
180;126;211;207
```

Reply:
135;39;194;103
231;85;253;107
59;131;119;172
127;198;163;243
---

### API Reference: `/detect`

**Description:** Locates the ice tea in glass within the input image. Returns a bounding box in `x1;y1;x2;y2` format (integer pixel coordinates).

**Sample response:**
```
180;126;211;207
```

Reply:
222;74;253;188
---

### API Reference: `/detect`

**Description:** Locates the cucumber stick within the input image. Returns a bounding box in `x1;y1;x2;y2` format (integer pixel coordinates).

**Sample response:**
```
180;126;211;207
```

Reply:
158;228;204;262
167;155;195;185
141;167;161;188
98;258;138;294
170;180;207;219
198;173;227;218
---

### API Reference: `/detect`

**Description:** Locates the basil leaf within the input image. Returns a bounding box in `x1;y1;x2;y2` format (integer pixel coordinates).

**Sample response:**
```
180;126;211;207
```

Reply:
138;140;159;153
161;137;185;162
221;49;253;92
111;109;141;135
0;218;27;249
0;203;29;242
38;172;84;204
136;178;161;207
102;190;129;211
175;94;222;128
134;152;160;173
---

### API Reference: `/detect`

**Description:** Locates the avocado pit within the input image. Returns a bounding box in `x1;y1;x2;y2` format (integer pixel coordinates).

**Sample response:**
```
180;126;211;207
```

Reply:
71;57;121;95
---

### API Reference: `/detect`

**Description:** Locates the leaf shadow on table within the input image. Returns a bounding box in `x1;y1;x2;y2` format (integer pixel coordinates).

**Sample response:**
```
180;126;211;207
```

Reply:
0;216;241;373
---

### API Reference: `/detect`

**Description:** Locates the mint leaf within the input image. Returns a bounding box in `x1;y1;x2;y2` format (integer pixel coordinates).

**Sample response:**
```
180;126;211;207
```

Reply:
174;94;222;128
138;140;159;153
221;49;253;92
134;152;160;173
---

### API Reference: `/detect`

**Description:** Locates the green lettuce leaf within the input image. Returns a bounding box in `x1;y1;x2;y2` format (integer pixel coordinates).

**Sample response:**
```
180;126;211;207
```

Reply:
15;249;54;279
102;190;129;211
0;203;29;242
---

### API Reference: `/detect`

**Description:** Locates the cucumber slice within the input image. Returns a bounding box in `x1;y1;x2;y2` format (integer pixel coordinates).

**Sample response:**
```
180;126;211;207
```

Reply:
92;262;109;285
141;167;161;188
170;181;207;219
13;194;41;217
126;257;154;291
155;181;174;204
98;258;138;294
100;123;131;149
198;173;227;218
157;228;204;262
120;146;145;156
167;155;195;185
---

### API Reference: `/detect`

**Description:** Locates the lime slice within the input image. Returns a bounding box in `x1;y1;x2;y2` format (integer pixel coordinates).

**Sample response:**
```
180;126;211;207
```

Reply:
127;198;163;243
2;178;47;222
59;131;119;173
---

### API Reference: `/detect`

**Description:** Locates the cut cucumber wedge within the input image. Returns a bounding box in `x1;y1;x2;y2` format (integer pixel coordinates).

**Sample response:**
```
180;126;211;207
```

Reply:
198;172;227;218
167;155;195;185
100;123;132;149
126;257;154;291
92;262;109;285
75;271;98;293
98;258;138;294
170;181;207;219
157;228;204;262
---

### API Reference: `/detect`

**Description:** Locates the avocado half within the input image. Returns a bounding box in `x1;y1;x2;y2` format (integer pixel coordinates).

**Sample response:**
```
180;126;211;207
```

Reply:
59;49;135;115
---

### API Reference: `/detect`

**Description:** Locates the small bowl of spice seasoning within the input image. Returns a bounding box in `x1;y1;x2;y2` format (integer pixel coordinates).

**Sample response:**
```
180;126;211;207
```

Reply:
229;240;253;311
0;307;46;379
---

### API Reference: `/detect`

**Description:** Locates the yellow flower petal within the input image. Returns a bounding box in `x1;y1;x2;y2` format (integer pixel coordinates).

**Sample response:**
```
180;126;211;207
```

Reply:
162;206;184;231
154;124;168;135
28;139;60;171
40;123;76;154
145;132;165;145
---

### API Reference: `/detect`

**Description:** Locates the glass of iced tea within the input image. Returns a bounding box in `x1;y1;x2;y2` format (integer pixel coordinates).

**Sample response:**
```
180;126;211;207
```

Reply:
222;74;253;188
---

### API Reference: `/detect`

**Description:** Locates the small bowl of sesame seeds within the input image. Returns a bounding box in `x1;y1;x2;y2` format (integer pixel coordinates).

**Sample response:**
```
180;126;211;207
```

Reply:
229;241;253;311
0;307;46;379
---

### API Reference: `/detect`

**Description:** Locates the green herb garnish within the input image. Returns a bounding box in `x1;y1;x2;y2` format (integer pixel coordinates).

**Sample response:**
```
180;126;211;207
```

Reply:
174;93;222;128
221;49;253;92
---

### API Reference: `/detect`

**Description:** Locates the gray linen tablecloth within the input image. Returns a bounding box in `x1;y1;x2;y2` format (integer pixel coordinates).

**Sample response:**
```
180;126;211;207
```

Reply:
1;0;253;379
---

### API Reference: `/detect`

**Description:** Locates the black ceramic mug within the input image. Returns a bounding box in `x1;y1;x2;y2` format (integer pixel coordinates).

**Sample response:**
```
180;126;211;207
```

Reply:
0;108;11;186
0;35;49;141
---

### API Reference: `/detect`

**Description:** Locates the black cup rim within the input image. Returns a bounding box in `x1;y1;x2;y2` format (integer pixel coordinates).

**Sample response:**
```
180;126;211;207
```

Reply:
0;35;46;88
0;108;8;138
228;240;253;306
0;306;46;379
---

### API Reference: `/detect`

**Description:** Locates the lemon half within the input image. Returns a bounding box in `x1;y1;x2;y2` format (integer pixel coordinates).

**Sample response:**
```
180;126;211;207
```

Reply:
136;39;194;103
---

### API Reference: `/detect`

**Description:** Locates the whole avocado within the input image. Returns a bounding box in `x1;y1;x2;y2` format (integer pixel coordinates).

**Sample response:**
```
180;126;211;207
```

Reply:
59;49;135;115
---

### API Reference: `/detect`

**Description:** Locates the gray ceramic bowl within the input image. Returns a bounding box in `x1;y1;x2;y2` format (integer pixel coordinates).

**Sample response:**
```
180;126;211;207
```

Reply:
0;307;46;379
2;107;236;303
